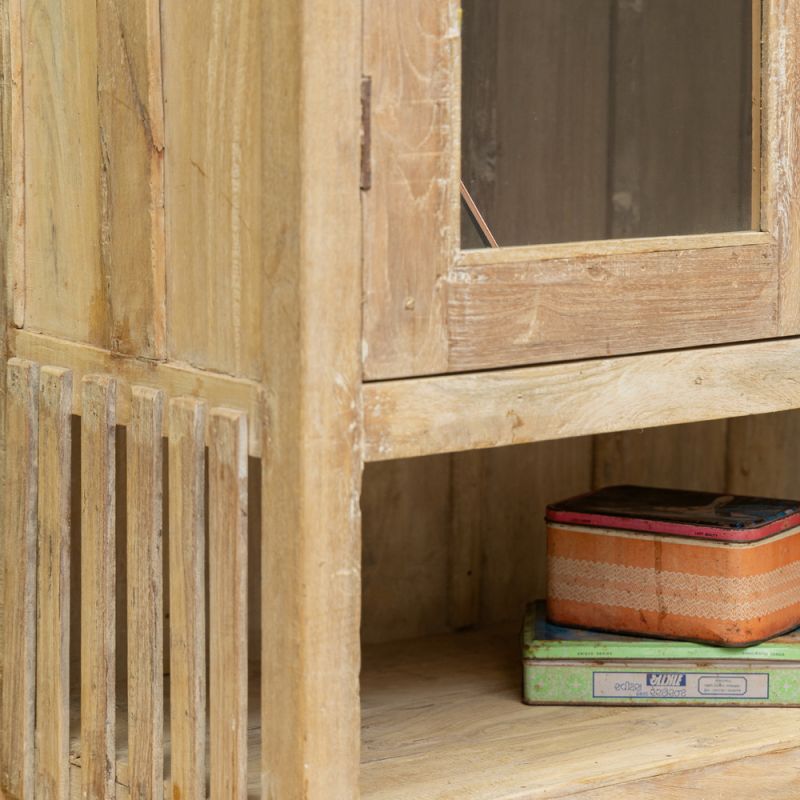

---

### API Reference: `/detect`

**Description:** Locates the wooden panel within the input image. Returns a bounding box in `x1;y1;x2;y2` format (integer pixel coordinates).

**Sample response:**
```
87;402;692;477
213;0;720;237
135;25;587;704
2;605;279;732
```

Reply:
208;409;248;799
36;367;73;800
97;0;166;357
0;359;39;799
22;0;105;344
479;439;593;625
364;338;800;461
362;457;452;644
764;0;800;334
167;398;207;800
4;0;24;326
362;0;458;379
13;330;264;456
80;375;117;800
162;0;264;378
594;421;729;493
126;387;164;800
360;628;800;800
727;410;800;497
262;0;363;794
447;238;777;372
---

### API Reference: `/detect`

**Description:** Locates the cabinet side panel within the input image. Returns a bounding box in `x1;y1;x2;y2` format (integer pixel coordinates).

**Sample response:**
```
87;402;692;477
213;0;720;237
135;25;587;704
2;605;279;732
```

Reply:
162;0;264;379
362;0;458;379
23;0;166;357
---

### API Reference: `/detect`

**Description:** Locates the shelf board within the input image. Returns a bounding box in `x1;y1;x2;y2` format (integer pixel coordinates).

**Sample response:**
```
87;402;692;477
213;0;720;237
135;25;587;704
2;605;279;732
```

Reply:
360;628;800;799
65;626;800;799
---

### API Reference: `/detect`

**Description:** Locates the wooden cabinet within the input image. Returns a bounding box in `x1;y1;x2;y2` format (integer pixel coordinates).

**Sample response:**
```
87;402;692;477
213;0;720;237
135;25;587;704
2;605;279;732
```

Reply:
2;1;800;799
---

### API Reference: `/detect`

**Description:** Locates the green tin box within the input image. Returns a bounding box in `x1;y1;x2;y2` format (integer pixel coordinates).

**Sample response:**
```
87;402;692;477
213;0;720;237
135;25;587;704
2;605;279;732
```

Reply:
523;602;800;706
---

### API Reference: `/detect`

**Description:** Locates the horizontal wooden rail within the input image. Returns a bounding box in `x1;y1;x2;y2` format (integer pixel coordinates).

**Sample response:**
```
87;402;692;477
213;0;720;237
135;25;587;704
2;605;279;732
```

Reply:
363;337;800;461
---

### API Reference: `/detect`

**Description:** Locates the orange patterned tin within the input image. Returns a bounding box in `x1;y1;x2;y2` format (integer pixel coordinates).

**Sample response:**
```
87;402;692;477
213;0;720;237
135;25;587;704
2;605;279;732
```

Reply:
546;486;800;646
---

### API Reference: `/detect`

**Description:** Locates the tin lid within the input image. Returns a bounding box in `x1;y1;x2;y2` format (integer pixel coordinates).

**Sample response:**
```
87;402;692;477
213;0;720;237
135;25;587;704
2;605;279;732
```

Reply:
546;485;800;542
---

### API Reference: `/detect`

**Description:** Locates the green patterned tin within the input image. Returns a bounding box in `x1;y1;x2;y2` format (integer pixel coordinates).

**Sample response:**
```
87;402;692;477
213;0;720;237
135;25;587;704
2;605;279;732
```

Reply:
523;602;800;706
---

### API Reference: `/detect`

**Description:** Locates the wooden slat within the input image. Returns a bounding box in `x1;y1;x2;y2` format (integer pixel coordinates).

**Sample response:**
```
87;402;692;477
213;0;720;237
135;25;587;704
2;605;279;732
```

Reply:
764;0;800;334
448;452;483;629
12;329;264;456
0;359;39;799
162;0;264;379
262;0;363;795
126;387;165;800
362;0;458;379
208;409;248;799
80;375;118;800
364;337;800;461
4;0;24;327
97;0;166;357
447;240;777;373
23;0;105;345
35;367;73;800
167;398;207;800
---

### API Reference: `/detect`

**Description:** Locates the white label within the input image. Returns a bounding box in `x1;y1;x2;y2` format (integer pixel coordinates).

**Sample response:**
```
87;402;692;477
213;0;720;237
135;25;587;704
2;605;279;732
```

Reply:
592;671;769;700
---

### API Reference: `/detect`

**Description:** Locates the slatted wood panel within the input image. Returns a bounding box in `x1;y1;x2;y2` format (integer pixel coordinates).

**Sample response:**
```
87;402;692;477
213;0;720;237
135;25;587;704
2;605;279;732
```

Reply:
126;388;165;800
167;398;208;800
208;409;249;799
0;359;39;799
80;376;118;800
36;367;73;800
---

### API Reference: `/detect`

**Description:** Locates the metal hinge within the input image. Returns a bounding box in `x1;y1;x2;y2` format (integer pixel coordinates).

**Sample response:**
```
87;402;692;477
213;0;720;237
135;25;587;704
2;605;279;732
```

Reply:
360;75;372;191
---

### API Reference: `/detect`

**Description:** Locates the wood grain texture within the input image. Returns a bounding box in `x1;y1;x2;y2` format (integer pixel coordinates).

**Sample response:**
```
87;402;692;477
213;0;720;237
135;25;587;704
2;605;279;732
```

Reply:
97;0;166;357
362;457;452;644
364;338;800;461
80;375;117;800
208;409;248;800
577;746;800;799
360;628;800;800
479;439;593;625
13;330;264;456
764;0;800;334
0;359;39;799
126;387;164;800
162;0;264;379
3;0;24;327
35;367;73;800
447;241;777;372
362;0;459;379
167;397;207;800
22;0;105;345
449;451;483;629
262;0;363;795
594;420;729;493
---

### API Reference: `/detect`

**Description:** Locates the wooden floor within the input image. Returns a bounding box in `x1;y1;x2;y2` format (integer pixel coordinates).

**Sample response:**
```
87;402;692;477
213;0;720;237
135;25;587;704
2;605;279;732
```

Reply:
67;627;800;799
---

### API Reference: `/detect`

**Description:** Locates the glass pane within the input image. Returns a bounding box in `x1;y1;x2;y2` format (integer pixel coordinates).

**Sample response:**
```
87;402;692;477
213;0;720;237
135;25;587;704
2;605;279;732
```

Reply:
461;0;756;249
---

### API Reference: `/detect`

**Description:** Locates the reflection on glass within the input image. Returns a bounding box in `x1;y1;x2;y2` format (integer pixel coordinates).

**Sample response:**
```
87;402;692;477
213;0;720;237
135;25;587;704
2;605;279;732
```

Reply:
461;0;756;249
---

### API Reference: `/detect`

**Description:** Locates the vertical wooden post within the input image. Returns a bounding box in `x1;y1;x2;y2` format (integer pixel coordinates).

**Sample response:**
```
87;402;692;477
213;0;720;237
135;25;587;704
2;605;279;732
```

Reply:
0;359;39;799
262;1;363;797
80;375;118;800
168;397;207;800
209;409;248;800
127;387;165;800
35;367;73;800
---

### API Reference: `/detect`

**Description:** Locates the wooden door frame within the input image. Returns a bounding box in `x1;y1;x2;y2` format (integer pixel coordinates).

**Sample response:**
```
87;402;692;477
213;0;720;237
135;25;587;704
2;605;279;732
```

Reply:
362;0;800;380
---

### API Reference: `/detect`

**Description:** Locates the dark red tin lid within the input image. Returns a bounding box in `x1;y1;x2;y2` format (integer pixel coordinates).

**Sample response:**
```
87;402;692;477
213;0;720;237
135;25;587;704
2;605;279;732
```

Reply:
546;485;800;542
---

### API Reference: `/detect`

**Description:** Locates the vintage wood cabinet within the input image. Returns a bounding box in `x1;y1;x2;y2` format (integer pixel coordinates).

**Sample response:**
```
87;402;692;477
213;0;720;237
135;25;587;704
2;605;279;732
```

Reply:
2;1;800;799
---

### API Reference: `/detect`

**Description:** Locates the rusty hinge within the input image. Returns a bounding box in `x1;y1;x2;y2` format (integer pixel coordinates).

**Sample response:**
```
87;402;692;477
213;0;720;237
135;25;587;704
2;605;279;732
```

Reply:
360;75;372;191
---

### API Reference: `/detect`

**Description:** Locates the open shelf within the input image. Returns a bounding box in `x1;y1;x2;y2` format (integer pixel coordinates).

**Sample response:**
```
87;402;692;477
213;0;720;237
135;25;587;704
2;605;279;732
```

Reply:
360;628;800;799
67;627;800;799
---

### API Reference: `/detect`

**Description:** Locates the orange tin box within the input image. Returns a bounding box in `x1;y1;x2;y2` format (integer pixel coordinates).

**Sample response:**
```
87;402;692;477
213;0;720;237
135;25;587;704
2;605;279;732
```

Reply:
546;486;800;646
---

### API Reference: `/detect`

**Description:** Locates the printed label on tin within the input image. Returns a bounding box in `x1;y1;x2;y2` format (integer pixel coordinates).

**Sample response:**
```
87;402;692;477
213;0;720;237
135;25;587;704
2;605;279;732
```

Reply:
592;671;769;699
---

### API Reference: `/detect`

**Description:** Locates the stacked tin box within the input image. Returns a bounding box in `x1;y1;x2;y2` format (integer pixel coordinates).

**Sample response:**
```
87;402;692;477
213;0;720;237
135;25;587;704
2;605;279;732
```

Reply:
524;486;800;706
